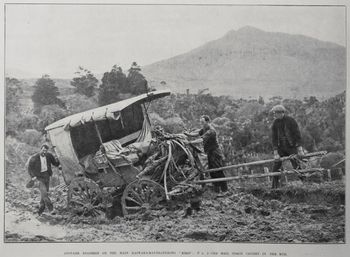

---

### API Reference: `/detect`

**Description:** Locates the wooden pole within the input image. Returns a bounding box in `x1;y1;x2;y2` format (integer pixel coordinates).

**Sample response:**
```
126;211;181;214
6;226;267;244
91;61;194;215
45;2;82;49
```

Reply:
264;167;270;183
203;151;327;174
93;121;129;183
192;168;325;184
337;168;343;180
327;169;332;181
250;169;254;182
163;142;172;200
283;169;288;183
93;122;103;144
136;156;167;178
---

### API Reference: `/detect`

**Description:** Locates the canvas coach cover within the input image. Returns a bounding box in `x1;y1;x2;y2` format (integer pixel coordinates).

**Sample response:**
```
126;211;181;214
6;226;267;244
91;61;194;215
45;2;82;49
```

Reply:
44;90;170;183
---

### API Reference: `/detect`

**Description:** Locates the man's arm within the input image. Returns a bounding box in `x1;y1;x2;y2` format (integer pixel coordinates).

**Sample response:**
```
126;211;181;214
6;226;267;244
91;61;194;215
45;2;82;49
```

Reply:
291;118;302;147
27;156;38;179
189;138;203;144
290;118;304;155
48;153;61;167
271;122;281;159
184;128;202;137
271;122;278;150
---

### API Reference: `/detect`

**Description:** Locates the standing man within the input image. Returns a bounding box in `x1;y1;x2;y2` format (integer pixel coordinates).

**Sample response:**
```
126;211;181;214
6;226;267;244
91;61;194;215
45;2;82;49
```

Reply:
185;115;228;194
271;105;304;188
27;144;61;215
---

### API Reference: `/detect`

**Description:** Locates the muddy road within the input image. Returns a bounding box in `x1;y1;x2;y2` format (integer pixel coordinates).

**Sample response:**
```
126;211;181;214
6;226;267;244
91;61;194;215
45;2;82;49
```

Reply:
5;177;345;243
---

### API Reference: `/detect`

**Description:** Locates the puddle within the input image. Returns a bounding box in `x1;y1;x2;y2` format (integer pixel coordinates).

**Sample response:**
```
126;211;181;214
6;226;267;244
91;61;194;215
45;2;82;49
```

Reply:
5;210;67;241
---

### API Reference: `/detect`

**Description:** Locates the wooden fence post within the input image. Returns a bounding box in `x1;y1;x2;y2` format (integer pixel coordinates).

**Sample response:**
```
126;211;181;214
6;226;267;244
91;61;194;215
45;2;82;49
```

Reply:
284;169;288;184
337;168;343;180
327;169;332;181
238;167;243;185
264;167;270;183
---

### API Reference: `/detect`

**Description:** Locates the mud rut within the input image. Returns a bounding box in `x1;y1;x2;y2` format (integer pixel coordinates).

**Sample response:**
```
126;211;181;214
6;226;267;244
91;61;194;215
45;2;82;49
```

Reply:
5;176;345;243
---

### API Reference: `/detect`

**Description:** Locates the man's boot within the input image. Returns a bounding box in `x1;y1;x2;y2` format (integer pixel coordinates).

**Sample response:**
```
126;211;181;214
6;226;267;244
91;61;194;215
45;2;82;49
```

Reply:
221;182;228;193
213;184;220;193
46;201;53;212
272;176;280;189
38;205;45;215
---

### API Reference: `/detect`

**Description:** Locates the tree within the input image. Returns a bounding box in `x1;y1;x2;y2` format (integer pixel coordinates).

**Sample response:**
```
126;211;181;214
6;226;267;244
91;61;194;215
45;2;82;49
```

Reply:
98;65;127;106
6;77;23;114
64;93;98;114
303;96;319;106
318;137;343;153
31;75;65;112
258;96;265;105
193;93;220;118
235;101;266;120
36;104;68;132
126;62;149;95
71;66;98;97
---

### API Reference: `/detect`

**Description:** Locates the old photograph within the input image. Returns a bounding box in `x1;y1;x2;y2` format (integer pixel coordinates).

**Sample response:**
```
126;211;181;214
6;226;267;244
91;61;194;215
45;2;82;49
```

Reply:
2;1;348;256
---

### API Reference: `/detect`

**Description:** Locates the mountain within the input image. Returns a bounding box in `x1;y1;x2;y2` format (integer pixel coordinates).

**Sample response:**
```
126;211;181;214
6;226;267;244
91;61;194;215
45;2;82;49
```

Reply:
142;26;346;98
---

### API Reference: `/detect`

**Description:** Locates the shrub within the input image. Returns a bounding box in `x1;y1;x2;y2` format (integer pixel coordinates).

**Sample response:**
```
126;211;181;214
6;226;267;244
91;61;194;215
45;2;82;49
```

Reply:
318;138;343;153
17;129;44;147
148;113;185;134
163;116;185;133
5;136;39;184
320;152;345;170
36;105;68;132
6;112;40;136
149;112;166;127
6;112;22;136
18;114;40;131
63;93;98;114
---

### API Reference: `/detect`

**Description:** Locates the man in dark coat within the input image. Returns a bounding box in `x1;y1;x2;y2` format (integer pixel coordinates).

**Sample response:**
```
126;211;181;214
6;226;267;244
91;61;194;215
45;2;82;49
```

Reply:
271;105;304;188
27;144;61;215
185;115;228;194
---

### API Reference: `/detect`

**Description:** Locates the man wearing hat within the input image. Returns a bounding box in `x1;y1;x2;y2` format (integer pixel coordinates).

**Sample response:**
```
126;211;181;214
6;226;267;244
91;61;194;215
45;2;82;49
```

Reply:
27;144;61;215
271;105;304;188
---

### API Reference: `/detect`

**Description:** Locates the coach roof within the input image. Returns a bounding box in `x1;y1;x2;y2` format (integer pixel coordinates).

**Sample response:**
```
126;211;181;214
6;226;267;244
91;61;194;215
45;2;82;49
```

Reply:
45;90;170;131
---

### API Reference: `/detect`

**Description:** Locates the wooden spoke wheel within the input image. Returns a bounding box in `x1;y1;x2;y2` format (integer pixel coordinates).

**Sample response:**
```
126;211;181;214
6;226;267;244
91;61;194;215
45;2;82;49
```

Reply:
121;179;166;216
67;177;103;217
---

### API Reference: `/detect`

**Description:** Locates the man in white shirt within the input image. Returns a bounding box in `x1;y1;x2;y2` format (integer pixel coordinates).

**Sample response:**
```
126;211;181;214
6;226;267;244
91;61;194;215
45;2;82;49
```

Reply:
27;144;61;215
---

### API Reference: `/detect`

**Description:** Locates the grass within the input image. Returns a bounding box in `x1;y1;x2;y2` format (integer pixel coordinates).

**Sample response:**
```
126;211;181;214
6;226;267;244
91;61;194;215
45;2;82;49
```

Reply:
235;180;345;205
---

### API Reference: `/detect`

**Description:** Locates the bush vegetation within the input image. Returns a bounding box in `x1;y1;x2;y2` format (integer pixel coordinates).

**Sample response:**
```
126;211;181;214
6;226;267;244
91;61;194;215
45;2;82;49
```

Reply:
5;64;345;166
149;91;345;163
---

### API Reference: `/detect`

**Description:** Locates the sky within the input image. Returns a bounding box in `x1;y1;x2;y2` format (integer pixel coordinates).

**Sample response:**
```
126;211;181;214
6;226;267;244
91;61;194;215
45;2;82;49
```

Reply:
5;3;346;79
